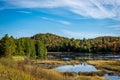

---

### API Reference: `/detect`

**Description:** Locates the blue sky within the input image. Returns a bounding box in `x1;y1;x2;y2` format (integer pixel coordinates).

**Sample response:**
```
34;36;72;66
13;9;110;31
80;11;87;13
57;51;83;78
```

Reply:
0;0;120;39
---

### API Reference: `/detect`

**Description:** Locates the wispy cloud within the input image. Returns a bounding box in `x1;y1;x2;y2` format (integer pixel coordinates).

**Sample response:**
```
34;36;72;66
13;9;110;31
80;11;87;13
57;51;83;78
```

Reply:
58;20;71;25
62;29;116;39
109;24;120;30
41;17;71;25
2;0;120;20
17;11;32;14
41;17;54;21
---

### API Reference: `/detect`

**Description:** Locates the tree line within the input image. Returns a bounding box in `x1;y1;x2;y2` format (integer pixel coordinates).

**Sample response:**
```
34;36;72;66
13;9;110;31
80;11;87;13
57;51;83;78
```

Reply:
0;34;47;59
0;33;120;58
32;33;120;53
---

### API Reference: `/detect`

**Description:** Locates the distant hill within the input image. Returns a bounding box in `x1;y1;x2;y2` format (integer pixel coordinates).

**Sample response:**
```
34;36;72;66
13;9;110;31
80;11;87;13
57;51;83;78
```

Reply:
31;33;69;41
31;33;120;53
95;36;120;41
31;33;70;52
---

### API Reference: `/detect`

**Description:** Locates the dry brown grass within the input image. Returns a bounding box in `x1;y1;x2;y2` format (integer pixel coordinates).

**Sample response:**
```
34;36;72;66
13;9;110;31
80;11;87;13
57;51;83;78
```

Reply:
87;60;120;73
0;57;68;80
30;59;80;69
0;63;36;80
33;60;80;65
78;70;106;76
75;76;108;80
20;64;67;80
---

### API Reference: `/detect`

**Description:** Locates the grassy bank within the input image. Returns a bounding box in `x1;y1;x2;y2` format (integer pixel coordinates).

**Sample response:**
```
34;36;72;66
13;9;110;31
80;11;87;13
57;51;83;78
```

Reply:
31;60;80;69
75;76;108;80
87;60;120;74
0;57;67;80
78;70;106;76
0;63;36;80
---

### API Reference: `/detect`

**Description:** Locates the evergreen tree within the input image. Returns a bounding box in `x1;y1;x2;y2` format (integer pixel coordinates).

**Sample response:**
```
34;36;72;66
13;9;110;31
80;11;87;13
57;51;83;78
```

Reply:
35;41;47;59
0;34;16;57
15;38;25;56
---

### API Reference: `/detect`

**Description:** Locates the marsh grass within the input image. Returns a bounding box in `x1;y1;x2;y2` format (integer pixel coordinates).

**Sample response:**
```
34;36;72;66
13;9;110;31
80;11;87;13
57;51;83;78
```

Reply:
33;60;80;65
78;70;106;76
12;56;26;61
19;64;67;80
75;76;108;80
0;57;17;68
87;60;120;73
61;72;77;77
0;57;68;80
0;58;113;80
32;59;80;69
0;63;35;80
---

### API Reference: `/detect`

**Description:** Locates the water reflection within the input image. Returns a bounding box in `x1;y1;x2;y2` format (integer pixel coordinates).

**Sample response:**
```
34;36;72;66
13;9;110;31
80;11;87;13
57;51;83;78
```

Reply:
55;63;99;73
55;63;120;80
104;74;120;80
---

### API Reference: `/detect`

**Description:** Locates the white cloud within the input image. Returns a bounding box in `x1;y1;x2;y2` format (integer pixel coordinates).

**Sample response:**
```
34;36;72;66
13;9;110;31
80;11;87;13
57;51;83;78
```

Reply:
58;20;71;25
62;29;116;39
41;17;71;25
17;11;31;14
2;0;120;20
41;17;54;21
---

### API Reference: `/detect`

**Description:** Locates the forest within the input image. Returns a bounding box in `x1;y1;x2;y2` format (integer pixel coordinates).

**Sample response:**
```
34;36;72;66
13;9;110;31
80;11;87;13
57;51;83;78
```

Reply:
0;34;47;58
0;33;120;58
32;33;120;53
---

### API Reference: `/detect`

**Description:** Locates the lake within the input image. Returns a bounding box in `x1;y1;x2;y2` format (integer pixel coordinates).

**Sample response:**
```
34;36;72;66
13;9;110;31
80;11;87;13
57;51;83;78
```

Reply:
47;52;120;60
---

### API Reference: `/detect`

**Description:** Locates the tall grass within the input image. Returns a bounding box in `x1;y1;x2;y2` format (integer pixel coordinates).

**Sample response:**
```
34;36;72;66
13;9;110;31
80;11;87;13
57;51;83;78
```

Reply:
0;58;112;80
0;63;35;80
75;76;108;80
0;57;67;80
0;57;17;68
87;60;120;73
78;70;106;76
12;56;26;61
18;64;67;80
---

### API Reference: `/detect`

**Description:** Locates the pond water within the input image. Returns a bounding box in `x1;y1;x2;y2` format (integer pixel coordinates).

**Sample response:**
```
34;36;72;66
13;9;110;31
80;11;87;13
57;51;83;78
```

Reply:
55;63;98;73
75;53;120;60
104;74;120;80
55;63;120;80
48;52;120;60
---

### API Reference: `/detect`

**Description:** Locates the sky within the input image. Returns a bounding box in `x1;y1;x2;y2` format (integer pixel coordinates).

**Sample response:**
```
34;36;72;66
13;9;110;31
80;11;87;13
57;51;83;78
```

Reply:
0;0;120;39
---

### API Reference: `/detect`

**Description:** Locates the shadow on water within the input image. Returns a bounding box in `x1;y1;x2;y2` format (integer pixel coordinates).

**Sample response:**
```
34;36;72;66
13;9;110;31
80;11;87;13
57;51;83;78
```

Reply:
47;52;120;61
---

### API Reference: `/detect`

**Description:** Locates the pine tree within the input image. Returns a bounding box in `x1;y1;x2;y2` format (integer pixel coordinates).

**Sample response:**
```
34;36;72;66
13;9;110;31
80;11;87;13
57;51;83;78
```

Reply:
0;34;16;57
35;41;47;59
15;38;25;56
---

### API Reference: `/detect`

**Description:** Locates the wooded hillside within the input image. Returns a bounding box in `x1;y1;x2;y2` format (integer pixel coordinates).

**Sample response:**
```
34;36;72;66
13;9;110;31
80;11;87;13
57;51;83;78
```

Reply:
31;33;120;53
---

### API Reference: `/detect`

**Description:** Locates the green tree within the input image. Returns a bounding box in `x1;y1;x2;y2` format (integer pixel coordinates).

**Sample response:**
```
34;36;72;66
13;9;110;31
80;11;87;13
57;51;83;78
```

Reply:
15;38;25;56
0;34;16;57
19;38;36;58
35;41;47;59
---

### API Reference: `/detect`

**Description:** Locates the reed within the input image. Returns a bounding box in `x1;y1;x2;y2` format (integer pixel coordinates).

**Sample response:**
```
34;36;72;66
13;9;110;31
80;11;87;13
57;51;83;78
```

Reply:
87;60;120;73
78;70;106;76
75;76;108;80
0;57;68;80
0;63;35;80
